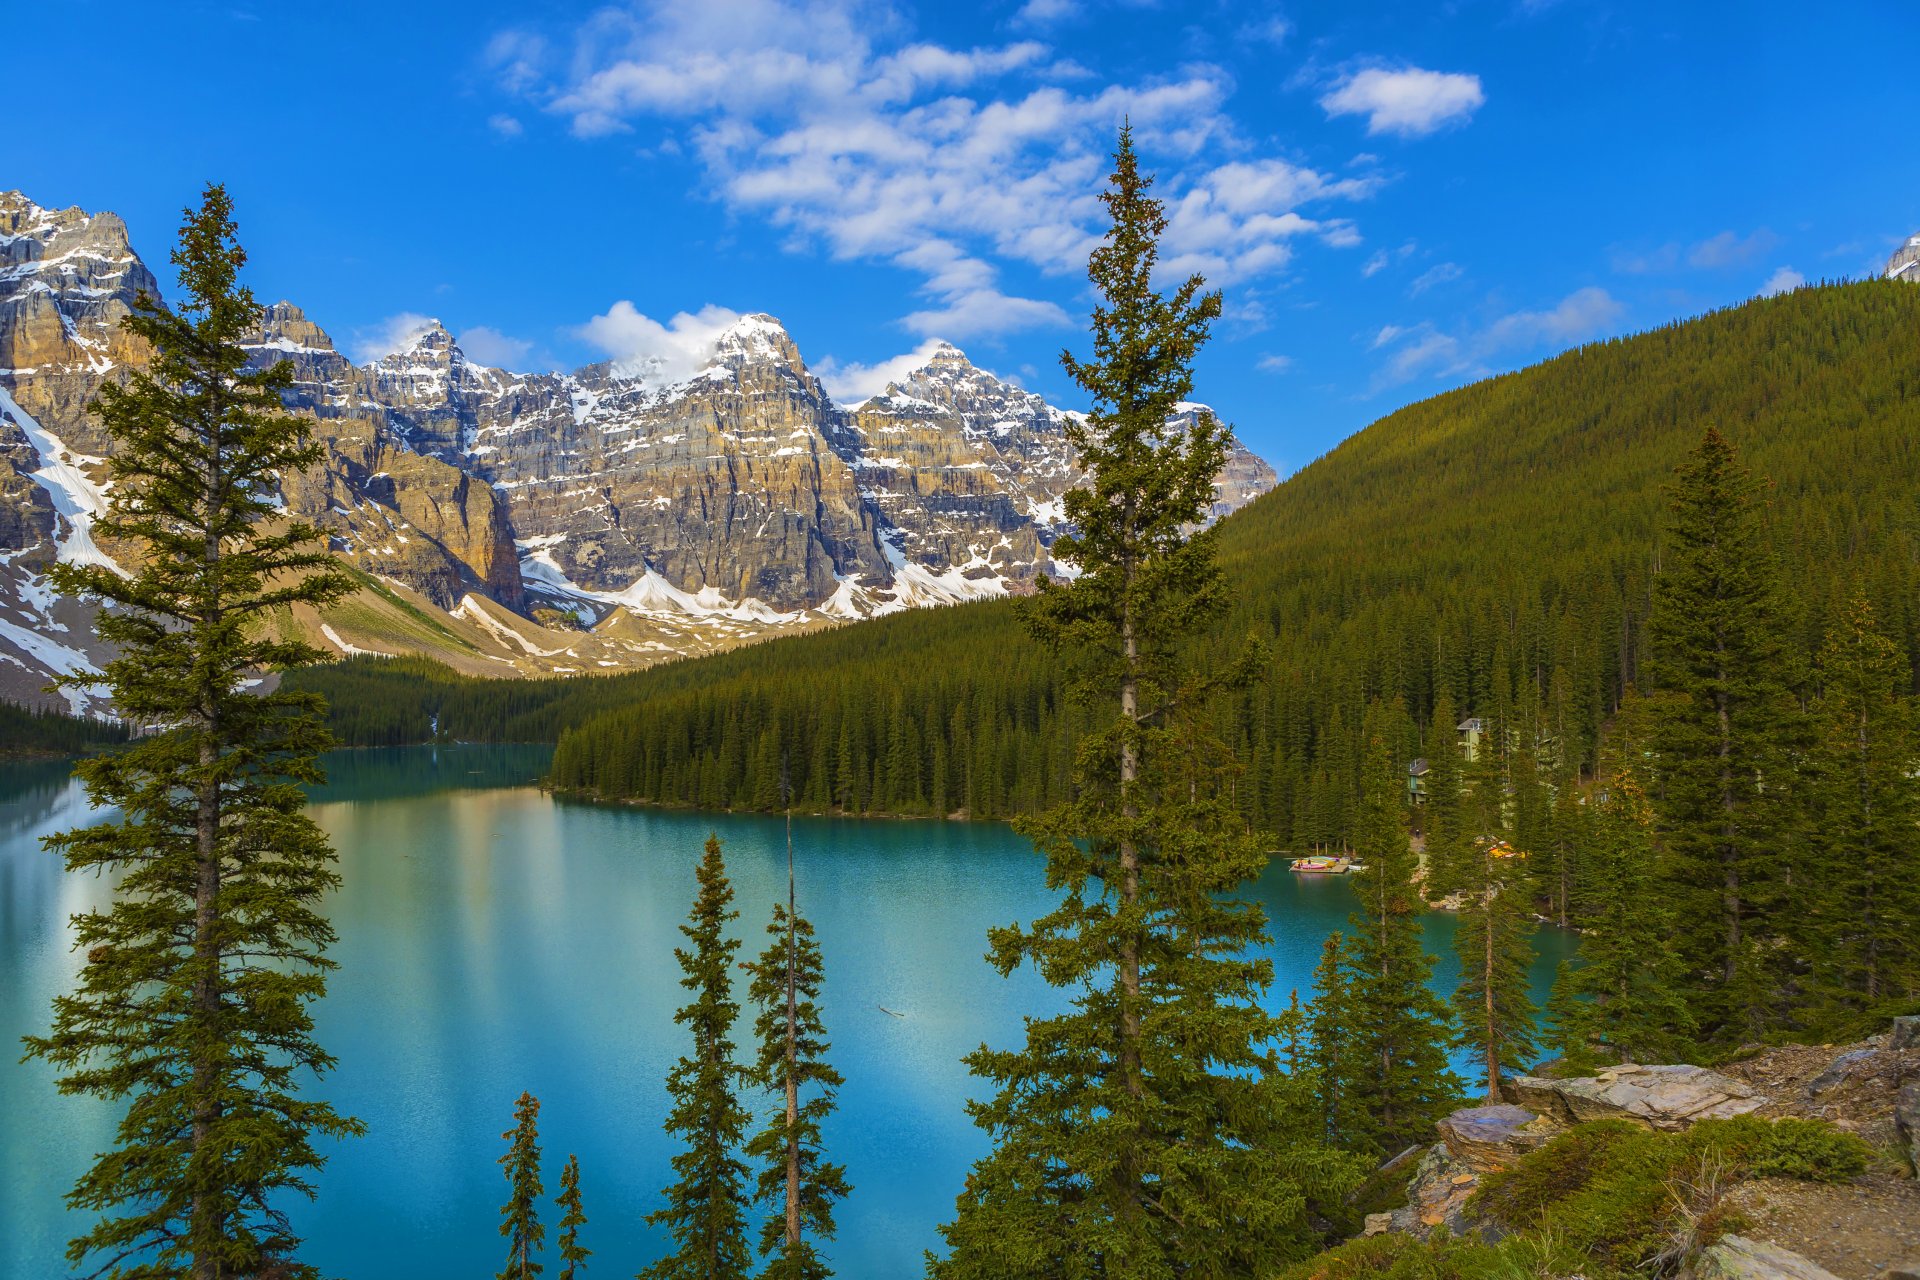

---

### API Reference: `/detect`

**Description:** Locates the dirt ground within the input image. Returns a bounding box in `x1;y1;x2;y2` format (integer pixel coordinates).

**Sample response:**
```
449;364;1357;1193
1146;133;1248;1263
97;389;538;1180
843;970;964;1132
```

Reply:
1726;1174;1920;1279
1714;1036;1920;1278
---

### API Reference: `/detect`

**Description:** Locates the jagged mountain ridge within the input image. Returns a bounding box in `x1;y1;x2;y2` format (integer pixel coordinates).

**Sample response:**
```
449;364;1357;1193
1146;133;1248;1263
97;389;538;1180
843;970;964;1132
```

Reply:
0;189;1276;709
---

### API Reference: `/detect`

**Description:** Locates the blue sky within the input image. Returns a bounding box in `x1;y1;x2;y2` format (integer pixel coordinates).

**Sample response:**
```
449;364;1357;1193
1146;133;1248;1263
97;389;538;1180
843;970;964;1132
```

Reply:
12;1;1919;473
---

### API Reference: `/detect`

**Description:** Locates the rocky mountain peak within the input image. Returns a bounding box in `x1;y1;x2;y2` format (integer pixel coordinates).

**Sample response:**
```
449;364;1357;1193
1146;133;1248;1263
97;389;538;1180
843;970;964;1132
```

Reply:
923;340;971;369
1888;233;1920;284
1;191;91;243
707;312;804;369
249;301;337;355
383;319;457;362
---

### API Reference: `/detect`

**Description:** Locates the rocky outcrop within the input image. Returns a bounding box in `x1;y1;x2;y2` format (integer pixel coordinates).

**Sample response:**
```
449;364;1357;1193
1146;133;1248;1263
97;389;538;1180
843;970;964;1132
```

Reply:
1889;234;1920;284
1391;1103;1563;1237
1689;1235;1844;1280
1503;1064;1766;1131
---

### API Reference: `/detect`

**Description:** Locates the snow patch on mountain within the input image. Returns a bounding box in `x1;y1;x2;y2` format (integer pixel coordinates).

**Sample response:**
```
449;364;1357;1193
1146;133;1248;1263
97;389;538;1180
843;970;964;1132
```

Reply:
0;385;118;573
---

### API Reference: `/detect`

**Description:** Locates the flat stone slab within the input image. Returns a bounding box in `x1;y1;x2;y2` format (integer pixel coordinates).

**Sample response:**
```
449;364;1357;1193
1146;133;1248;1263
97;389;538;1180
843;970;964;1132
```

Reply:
1691;1234;1841;1280
1506;1064;1765;1132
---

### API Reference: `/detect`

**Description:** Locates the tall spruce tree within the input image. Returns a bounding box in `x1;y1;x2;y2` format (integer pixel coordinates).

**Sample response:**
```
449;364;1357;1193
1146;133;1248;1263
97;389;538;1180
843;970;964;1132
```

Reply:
499;1091;546;1280
931;126;1334;1278
555;1155;589;1280
1306;932;1355;1148
1546;731;1695;1070
1450;839;1538;1101
21;184;358;1280
643;835;752;1280
1804;593;1920;1021
1342;704;1460;1157
1645;427;1800;1039
743;830;847;1280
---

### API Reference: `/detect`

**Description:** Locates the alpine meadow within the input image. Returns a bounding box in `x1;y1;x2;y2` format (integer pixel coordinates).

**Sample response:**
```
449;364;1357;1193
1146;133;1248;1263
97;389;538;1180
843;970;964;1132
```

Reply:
6;3;1920;1279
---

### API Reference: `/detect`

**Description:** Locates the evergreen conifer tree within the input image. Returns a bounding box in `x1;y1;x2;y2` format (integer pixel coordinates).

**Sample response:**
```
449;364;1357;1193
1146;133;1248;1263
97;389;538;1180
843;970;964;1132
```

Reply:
1420;693;1467;898
555;1154;589;1280
932;126;1338;1277
1342;705;1460;1156
1450;838;1538;1101
1645;427;1801;1038
21;184;358;1280
744;840;848;1280
499;1091;546;1280
1306;932;1355;1147
1546;773;1695;1068
643;835;753;1280
1804;593;1920;1020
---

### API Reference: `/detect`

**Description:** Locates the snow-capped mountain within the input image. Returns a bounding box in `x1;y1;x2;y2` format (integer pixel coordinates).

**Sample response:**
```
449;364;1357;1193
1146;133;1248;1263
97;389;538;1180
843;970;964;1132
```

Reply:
0;190;1277;708
1888;233;1920;284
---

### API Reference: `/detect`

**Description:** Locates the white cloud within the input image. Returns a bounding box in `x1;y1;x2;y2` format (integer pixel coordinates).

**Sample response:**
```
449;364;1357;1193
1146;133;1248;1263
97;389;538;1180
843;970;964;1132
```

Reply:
1370;286;1624;389
488;113;524;138
1362;241;1417;278
1408;261;1463;295
1320;66;1485;138
1758;266;1804;296
1013;0;1079;28
1255;353;1294;374
1481;286;1623;348
1687;228;1778;269
814;337;953;403
499;1;1376;336
1238;16;1292;45
574;301;749;386
350;312;440;363
1613;229;1779;275
457;325;534;368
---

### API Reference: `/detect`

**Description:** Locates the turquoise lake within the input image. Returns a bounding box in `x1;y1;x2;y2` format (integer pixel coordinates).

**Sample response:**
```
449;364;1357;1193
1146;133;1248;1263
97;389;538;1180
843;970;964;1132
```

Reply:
0;745;1576;1278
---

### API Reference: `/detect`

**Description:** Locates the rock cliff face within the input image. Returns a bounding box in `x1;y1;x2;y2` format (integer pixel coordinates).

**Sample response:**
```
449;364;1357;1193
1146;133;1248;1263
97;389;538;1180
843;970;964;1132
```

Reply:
0;191;1279;706
1887;234;1920;284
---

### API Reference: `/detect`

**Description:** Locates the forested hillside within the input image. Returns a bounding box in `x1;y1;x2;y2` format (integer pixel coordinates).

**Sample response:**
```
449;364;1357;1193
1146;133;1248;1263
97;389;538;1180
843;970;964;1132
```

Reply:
294;280;1920;842
0;700;132;758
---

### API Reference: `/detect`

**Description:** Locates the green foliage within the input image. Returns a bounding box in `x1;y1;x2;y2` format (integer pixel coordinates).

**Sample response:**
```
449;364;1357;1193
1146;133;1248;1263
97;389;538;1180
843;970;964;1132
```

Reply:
743;892;848;1280
1645;427;1804;1040
933;127;1348;1279
643;835;753;1280
1306;933;1352;1147
1801;593;1920;1018
1274;1231;1518;1280
498;1091;546;1280
555;1154;589;1280
1339;706;1461;1156
1547;767;1696;1069
1451;848;1538;1101
20;184;359;1280
0;700;131;757
1467;1115;1874;1278
1681;1114;1873;1183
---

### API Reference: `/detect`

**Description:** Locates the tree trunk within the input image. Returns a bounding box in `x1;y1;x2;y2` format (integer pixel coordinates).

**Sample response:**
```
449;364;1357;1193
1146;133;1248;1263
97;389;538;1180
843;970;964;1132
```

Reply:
191;406;225;1280
1116;579;1144;1225
1483;890;1499;1101
785;871;801;1250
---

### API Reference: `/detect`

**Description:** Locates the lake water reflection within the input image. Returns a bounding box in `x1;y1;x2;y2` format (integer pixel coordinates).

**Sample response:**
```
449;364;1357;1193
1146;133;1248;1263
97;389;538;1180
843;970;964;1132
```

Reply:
0;744;1574;1279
